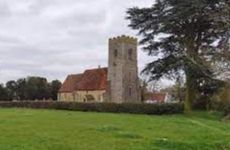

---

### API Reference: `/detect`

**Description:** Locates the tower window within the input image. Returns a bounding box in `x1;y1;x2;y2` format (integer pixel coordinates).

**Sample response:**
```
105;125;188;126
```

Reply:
128;49;132;60
114;49;118;57
129;87;132;96
129;72;131;82
113;62;117;67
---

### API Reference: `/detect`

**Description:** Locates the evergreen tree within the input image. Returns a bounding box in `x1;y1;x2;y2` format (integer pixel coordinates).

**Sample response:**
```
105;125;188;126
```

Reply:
127;0;230;111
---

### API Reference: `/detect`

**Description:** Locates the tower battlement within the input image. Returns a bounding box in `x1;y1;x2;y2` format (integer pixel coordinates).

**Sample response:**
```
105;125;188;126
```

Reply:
109;35;138;45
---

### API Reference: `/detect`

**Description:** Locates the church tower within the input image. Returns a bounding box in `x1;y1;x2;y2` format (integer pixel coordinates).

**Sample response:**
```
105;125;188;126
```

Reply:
107;35;140;103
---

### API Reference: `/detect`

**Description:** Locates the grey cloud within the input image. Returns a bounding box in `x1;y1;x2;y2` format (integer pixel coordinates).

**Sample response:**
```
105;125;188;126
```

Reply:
56;10;107;28
0;0;155;83
0;1;11;17
0;34;22;44
28;0;53;14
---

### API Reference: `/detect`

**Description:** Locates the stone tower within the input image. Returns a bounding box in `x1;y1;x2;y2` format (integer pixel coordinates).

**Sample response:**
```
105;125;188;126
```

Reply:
107;35;140;103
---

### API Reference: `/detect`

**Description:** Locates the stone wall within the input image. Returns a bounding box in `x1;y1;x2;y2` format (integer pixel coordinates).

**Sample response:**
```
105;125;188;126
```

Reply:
75;90;106;102
58;90;106;102
58;93;74;102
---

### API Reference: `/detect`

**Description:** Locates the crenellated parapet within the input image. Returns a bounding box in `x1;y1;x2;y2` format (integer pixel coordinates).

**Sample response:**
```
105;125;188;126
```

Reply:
109;35;138;45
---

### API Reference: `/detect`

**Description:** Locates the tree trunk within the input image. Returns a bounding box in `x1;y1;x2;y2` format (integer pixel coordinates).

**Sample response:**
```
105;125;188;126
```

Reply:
184;39;197;113
184;71;196;113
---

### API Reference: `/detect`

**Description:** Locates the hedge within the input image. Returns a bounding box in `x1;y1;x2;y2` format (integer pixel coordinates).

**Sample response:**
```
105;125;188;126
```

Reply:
0;101;183;115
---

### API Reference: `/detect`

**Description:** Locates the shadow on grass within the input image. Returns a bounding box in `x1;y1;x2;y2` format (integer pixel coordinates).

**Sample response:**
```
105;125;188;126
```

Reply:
96;125;121;132
114;131;143;139
185;111;224;121
96;125;143;139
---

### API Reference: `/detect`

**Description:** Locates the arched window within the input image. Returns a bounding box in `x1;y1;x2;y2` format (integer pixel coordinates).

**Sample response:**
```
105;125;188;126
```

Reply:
86;94;95;102
114;49;118;57
128;49;132;60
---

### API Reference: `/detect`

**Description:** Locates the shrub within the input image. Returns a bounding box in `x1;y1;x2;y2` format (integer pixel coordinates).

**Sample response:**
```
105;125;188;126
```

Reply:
209;100;230;116
0;101;183;115
223;105;230;116
192;98;210;110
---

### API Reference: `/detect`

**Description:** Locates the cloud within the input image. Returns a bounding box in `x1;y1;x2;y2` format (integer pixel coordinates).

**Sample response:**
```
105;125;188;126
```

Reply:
0;1;11;18
0;0;157;85
0;34;22;44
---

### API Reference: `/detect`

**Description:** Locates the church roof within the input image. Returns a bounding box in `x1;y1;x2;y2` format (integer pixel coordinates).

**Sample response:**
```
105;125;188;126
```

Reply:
59;67;108;93
59;74;83;92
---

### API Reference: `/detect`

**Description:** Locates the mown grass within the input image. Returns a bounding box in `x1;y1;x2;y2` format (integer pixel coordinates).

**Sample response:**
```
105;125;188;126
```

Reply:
0;108;229;150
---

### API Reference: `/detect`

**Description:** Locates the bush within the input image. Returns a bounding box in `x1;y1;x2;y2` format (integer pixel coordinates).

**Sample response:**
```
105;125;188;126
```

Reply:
0;101;183;115
192;99;209;110
209;100;230;116
223;105;230;116
192;96;214;110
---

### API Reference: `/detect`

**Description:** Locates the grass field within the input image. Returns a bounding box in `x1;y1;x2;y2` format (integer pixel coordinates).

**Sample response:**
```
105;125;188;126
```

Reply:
0;109;229;150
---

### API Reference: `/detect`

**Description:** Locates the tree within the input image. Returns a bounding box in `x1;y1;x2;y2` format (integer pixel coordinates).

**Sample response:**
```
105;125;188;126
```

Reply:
127;0;230;112
5;80;17;100
16;78;27;100
139;79;149;102
0;84;9;100
16;77;50;100
161;78;186;102
25;77;50;100
0;76;61;101
148;80;168;92
50;80;62;100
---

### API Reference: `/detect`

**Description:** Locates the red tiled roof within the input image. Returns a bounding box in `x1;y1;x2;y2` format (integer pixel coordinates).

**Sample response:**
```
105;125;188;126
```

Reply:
150;92;167;103
76;67;107;91
59;67;108;92
59;74;83;92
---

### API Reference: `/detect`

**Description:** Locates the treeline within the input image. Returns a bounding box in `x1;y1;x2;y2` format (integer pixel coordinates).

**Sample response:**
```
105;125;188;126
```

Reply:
0;76;62;101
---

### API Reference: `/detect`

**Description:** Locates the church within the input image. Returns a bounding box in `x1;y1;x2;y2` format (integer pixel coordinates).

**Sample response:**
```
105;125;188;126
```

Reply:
58;35;141;103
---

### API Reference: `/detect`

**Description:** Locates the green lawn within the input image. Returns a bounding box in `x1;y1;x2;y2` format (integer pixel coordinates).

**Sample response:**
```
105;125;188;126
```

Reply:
0;109;229;150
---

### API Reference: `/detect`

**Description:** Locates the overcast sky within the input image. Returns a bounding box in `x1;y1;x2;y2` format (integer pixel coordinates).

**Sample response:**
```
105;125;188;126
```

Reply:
0;0;156;83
